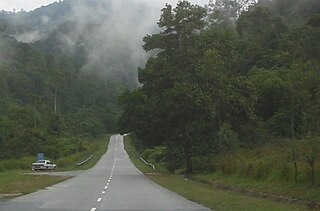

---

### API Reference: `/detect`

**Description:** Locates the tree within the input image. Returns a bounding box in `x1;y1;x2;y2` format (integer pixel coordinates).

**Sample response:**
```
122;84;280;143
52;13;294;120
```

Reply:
207;0;256;27
121;1;209;174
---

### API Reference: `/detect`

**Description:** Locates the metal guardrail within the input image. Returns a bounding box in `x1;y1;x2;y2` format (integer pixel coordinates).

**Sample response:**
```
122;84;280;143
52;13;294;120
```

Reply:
139;156;155;170
75;155;93;166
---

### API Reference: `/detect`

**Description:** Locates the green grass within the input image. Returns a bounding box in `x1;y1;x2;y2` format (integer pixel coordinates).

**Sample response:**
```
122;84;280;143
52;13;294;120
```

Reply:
193;172;320;204
124;136;313;211
0;135;111;198
123;136;165;174
0;170;68;198
56;134;111;171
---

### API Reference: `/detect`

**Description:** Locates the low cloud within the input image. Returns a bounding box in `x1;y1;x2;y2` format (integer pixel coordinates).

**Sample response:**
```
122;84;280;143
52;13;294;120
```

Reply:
13;30;48;43
64;0;162;80
41;15;50;24
9;0;209;84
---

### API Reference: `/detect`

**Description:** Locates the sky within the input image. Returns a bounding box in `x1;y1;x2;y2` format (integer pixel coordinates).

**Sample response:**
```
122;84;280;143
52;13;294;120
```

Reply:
0;0;209;12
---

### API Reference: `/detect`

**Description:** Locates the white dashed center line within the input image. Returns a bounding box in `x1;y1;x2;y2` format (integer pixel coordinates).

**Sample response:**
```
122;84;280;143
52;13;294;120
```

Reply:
90;135;121;211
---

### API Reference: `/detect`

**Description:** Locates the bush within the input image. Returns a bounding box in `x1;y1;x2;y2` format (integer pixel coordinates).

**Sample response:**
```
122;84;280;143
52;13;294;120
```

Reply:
217;123;240;151
192;156;215;173
0;156;34;171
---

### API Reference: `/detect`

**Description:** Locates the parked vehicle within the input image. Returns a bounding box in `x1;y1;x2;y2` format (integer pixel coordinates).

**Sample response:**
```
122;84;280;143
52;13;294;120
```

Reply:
32;160;57;171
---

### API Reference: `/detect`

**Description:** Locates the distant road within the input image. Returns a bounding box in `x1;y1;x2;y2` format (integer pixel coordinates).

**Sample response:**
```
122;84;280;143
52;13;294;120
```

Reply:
0;134;210;211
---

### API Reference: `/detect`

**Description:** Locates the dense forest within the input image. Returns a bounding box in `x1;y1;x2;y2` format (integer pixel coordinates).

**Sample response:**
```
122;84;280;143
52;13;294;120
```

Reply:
119;0;320;177
1;0;320;185
0;0;157;160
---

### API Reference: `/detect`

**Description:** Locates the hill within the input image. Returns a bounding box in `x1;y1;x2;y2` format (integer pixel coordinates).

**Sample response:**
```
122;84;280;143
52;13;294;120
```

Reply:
0;0;160;160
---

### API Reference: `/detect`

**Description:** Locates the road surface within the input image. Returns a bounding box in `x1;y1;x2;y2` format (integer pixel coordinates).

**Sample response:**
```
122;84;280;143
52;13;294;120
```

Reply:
0;134;210;211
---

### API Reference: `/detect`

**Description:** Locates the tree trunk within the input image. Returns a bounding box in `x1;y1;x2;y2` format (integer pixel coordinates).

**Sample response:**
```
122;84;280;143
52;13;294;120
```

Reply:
184;129;193;175
317;117;320;135
184;143;192;175
291;92;295;139
217;100;221;130
291;89;298;183
311;161;315;185
54;88;57;114
292;144;298;184
33;115;37;129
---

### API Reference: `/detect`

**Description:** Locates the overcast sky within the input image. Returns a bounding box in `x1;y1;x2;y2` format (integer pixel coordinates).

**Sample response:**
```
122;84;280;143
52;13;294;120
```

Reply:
0;0;209;12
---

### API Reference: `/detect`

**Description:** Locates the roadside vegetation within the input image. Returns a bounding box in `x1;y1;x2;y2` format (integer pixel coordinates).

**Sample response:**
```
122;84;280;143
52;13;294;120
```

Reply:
124;136;313;211
0;170;68;198
0;135;110;198
0;135;110;172
0;0;122;198
119;0;320;176
127;135;320;208
119;1;320;209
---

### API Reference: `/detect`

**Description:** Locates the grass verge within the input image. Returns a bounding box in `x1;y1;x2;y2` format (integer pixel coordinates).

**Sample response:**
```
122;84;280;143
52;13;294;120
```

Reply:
0;170;68;198
124;136;313;211
0;135;111;198
56;134;111;171
193;173;320;205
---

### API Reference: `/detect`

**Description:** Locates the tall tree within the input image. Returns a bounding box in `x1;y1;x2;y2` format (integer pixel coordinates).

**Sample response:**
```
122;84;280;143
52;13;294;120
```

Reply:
122;1;208;174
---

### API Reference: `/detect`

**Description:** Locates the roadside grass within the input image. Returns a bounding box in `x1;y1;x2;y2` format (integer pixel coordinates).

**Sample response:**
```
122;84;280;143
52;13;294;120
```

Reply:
56;134;111;171
0;135;111;198
0;170;68;198
123;136;167;174
193;172;320;204
0;135;110;172
124;136;312;211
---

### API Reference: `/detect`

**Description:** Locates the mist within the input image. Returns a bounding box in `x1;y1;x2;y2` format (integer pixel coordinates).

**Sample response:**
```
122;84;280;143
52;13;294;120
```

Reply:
65;0;208;79
4;0;209;85
69;0;160;77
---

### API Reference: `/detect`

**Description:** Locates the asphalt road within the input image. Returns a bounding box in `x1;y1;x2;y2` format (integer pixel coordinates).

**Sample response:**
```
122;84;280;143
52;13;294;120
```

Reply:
0;134;210;211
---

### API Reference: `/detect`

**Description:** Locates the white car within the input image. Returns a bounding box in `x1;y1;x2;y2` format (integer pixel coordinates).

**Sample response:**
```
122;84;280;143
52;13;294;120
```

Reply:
32;160;57;171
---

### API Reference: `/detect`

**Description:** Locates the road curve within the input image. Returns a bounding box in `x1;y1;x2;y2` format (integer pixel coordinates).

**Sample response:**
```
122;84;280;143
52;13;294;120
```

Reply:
0;135;210;211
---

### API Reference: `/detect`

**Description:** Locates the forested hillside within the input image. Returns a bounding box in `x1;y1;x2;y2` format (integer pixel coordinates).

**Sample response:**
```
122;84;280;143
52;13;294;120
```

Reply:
119;0;320;178
0;0;159;161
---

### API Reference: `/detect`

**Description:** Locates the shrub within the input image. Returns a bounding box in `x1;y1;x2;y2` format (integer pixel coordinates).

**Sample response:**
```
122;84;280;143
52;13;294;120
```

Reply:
192;156;215;173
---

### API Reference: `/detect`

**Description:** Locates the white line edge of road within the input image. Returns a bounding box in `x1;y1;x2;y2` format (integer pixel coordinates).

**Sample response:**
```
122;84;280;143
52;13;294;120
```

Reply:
90;208;96;211
136;168;142;174
120;133;156;170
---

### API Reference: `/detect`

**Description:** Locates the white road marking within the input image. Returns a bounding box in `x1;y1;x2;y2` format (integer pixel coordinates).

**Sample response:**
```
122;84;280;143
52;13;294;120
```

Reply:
90;135;121;211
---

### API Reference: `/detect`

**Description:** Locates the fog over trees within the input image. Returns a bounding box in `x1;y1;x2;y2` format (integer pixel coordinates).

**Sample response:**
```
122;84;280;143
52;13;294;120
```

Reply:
0;0;165;159
0;0;320;182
